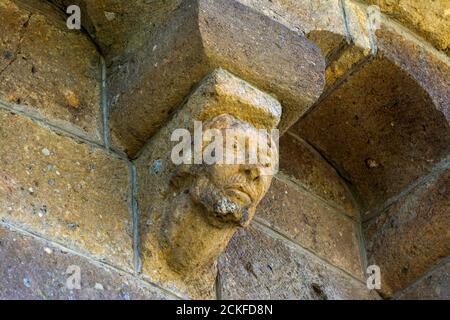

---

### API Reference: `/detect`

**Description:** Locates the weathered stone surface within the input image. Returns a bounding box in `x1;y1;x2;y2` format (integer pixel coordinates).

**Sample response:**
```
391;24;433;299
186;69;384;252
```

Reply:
49;0;349;64
48;0;362;63
0;109;133;271
360;0;450;53
218;225;379;300
324;45;370;91
364;169;450;297
109;0;325;156
257;178;363;278
279;133;357;214
397;260;450;300
293;55;450;215
0;0;102;142
238;1;373;76
308;31;347;63
239;0;349;59
48;0;182;62
239;0;347;36
0;225;175;300
375;16;450;122
0;0;29;70
343;0;373;53
317;1;375;93
135;69;281;299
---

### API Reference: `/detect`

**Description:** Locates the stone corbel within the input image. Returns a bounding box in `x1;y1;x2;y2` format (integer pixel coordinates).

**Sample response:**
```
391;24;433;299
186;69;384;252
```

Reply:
135;69;281;293
125;0;327;298
109;0;325;157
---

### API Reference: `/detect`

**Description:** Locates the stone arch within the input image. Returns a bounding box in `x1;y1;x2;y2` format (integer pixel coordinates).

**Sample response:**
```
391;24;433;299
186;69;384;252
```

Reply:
288;23;450;297
292;54;449;214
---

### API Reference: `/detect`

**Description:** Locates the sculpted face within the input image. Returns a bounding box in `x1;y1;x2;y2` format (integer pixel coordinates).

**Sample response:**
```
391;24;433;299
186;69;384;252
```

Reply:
161;114;278;273
190;114;276;227
190;162;272;227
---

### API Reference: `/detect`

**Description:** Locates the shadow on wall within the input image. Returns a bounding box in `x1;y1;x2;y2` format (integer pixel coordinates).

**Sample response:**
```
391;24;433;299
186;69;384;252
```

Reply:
292;53;450;297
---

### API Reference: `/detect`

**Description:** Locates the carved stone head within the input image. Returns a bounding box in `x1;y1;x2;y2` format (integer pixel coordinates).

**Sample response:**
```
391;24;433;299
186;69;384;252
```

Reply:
160;114;278;274
189;114;276;227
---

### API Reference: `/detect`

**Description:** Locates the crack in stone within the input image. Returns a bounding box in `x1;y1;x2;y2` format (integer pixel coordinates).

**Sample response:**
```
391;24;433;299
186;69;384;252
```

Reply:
0;12;32;78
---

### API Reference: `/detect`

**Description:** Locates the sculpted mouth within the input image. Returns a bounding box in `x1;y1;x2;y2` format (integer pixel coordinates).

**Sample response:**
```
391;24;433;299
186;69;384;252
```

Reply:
225;188;252;205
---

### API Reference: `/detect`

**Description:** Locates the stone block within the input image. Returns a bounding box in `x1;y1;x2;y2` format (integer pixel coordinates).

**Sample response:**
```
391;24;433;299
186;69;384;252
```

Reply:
396;260;450;300
293;54;450;215
218;224;379;300
0;225;175;300
342;0;373;53
239;0;347;36
50;0;351;64
361;0;450;53
48;0;182;62
0;109;133;271
279;133;357;214
364;170;450;297
375;16;450;122
322;0;374;91
257;178;363;278
109;0;325;156
0;0;102;143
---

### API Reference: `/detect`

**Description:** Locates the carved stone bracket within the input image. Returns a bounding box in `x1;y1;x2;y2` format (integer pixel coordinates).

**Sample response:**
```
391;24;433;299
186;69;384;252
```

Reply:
109;0;325;156
135;69;281;297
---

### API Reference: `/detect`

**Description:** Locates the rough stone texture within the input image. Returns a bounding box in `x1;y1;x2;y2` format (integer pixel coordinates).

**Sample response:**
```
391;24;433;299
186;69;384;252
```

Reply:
293;55;450;215
0;0;447;301
48;0;182;63
0;109;133;271
396;260;450;300
360;0;450;54
218;225;379;300
324;45;370;92
0;0;28;70
364;169;450;297
308;31;347;64
343;0;373;52
109;0;325;156
135;69;281;300
239;0;349;60
48;0;349;64
318;1;375;94
0;0;102;143
0;225;175;300
375;16;450;122
240;0;378;74
279;133;357;214
257;178;363;278
239;0;347;36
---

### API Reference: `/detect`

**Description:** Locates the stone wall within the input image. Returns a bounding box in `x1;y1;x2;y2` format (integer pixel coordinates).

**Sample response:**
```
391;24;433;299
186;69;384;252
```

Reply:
0;0;448;300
